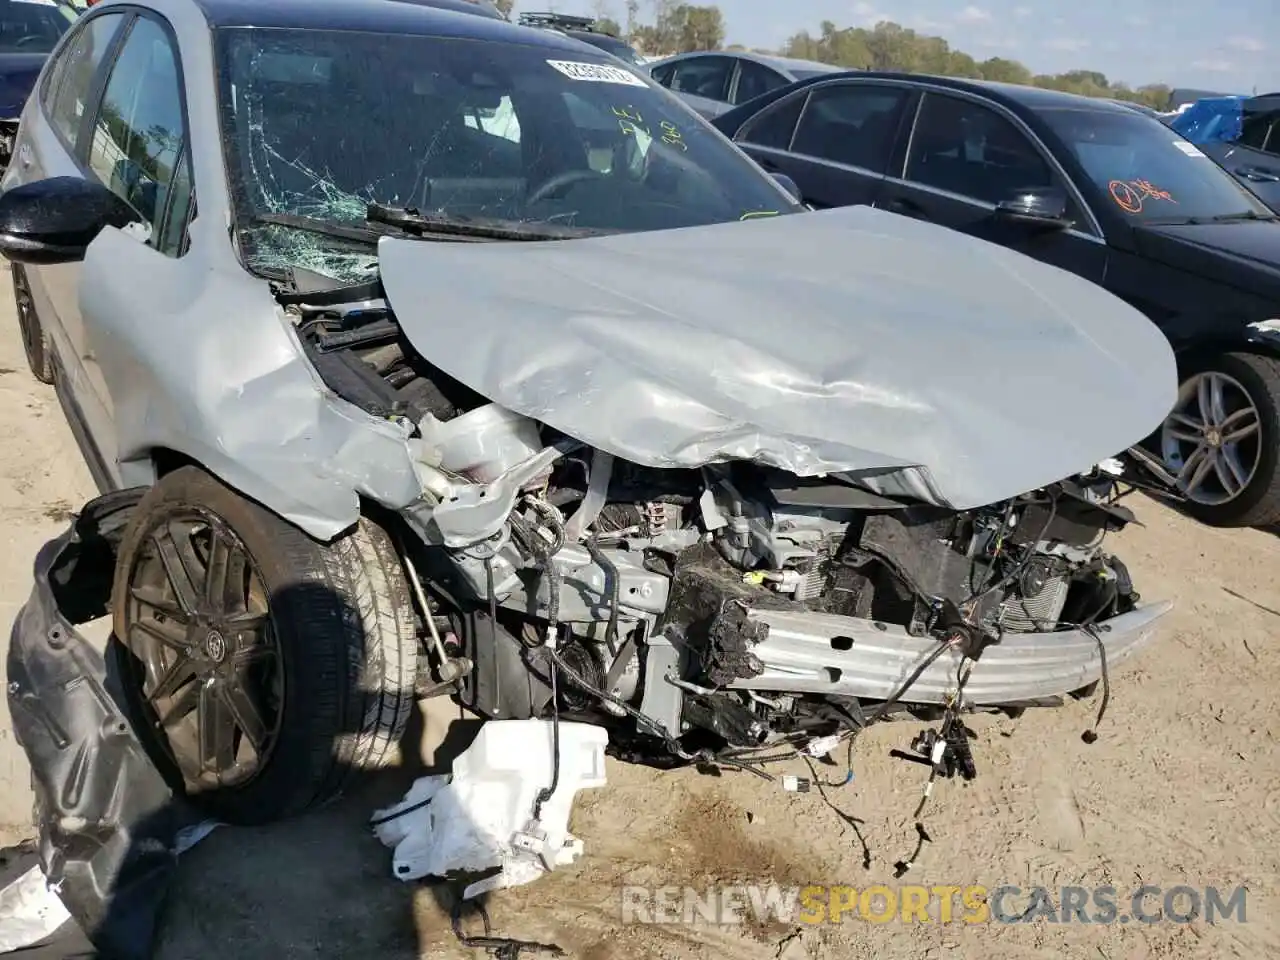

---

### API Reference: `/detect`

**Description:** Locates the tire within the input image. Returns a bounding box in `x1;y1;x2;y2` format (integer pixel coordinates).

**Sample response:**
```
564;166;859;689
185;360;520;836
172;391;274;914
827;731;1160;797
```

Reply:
110;466;418;824
12;264;53;384
1160;352;1280;528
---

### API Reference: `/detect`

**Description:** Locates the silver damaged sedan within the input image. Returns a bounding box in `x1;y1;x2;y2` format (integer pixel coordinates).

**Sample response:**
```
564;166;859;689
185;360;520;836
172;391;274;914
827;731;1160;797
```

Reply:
2;0;1175;924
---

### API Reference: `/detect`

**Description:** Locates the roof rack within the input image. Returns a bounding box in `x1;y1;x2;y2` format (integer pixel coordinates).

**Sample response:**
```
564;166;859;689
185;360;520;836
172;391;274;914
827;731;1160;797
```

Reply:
519;11;601;32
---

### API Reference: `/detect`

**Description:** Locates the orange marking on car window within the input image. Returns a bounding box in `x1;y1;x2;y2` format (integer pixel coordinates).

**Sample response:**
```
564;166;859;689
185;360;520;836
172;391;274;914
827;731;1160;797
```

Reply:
1108;178;1176;214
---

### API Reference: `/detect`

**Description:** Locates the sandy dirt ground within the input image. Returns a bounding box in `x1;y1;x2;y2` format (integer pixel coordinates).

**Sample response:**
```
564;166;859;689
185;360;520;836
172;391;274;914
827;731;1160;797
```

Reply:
0;273;1277;960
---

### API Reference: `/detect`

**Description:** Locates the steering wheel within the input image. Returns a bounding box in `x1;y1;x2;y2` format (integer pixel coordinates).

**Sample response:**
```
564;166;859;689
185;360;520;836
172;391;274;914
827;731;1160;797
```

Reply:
526;168;606;206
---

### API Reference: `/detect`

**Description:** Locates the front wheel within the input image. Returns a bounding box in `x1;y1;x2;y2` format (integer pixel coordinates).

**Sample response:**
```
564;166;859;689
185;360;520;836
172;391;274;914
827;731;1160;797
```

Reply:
110;466;419;824
1160;352;1280;527
13;264;53;384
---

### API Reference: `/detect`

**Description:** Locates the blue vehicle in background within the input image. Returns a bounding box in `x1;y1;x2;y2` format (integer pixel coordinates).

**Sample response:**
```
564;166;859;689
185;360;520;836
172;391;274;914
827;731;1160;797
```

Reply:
1171;94;1280;212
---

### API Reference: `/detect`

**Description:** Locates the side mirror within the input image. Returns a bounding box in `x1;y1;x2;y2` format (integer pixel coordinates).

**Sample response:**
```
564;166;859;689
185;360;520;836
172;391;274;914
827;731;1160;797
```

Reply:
0;176;138;265
771;172;801;202
993;186;1073;230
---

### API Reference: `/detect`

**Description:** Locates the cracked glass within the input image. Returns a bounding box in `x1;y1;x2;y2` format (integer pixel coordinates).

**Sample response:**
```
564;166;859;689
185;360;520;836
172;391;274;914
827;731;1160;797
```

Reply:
214;27;796;282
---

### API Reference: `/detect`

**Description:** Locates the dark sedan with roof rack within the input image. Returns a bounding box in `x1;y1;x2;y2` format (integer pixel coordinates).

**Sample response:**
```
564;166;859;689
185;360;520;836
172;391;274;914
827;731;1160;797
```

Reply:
714;71;1280;527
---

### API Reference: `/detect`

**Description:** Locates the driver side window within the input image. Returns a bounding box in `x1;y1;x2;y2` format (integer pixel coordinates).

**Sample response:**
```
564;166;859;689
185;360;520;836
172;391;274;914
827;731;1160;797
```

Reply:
905;93;1054;204
85;15;192;256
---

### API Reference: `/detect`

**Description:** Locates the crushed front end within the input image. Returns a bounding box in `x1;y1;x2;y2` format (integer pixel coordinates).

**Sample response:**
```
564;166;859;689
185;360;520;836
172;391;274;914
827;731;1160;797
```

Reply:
401;437;1167;761
281;272;1173;766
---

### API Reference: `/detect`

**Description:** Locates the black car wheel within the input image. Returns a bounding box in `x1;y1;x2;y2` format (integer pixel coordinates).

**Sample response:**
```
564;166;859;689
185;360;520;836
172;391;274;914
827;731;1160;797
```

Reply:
1160;352;1280;527
111;466;419;824
12;264;53;384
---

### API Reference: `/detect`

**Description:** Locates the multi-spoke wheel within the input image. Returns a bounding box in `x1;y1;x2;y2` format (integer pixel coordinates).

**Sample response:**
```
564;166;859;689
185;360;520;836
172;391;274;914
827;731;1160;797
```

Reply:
111;466;419;824
1160;353;1280;527
122;511;283;793
12;264;53;384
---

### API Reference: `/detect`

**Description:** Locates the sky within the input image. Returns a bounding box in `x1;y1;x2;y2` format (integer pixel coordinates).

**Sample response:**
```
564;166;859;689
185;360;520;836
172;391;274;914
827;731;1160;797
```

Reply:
518;0;1279;94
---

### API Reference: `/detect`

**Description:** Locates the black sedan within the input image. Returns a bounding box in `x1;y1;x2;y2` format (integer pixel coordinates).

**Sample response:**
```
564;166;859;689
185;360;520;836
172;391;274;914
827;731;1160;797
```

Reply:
713;72;1280;528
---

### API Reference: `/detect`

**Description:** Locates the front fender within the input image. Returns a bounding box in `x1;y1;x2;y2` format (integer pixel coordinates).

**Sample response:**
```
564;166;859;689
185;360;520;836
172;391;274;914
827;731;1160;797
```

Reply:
77;224;424;541
1174;318;1280;371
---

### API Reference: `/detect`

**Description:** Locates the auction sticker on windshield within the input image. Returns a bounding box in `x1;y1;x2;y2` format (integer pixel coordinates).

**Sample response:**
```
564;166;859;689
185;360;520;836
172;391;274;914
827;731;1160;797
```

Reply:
546;60;647;87
1171;140;1207;158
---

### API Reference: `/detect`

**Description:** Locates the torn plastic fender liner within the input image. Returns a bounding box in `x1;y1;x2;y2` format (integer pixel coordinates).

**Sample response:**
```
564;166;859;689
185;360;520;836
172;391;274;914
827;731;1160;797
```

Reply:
5;490;201;960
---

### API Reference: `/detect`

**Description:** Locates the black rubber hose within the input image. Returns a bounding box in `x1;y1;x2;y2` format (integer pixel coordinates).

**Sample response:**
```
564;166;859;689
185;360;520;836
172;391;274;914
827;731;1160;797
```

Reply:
583;537;621;655
509;512;561;641
533;656;561;820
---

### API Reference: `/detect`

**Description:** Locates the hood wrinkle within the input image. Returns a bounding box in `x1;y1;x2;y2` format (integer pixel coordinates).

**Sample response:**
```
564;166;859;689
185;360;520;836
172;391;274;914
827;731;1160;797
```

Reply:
378;205;1177;508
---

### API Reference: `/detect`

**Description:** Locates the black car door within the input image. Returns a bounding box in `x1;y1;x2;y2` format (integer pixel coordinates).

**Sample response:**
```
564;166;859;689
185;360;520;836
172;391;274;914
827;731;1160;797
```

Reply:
731;80;915;209
879;90;1107;282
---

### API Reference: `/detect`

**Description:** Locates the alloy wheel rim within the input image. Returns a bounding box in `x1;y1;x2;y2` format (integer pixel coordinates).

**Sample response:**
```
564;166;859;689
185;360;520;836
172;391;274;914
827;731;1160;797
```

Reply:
1160;371;1262;507
123;511;284;792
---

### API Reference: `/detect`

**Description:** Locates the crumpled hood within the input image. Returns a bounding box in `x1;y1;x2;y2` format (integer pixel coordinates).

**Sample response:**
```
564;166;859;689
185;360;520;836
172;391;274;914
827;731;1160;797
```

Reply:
378;205;1177;509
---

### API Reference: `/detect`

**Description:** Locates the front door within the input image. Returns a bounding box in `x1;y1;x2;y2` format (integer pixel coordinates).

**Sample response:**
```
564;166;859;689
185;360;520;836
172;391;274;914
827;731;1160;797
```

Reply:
14;9;128;479
879;90;1107;283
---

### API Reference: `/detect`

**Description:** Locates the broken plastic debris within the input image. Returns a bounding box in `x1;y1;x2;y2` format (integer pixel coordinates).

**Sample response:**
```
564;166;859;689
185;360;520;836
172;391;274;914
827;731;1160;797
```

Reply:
781;775;811;793
804;734;842;758
372;719;607;900
1097;457;1125;476
0;861;72;953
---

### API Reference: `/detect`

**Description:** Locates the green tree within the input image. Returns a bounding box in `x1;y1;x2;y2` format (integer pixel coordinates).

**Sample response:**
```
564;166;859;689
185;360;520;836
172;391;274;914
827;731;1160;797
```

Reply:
777;18;1171;108
675;4;724;50
631;2;723;53
978;57;1033;85
864;22;924;72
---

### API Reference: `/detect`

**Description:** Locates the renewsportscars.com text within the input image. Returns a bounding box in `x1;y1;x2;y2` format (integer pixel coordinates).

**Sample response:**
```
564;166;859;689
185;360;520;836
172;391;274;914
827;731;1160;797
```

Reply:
619;883;1248;925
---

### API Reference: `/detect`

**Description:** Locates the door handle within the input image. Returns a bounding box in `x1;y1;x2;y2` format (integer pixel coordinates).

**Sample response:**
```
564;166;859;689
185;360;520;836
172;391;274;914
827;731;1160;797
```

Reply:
1234;164;1280;183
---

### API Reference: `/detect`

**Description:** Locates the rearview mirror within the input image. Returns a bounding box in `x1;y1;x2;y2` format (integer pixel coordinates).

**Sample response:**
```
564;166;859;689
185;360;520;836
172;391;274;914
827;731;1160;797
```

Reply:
993;186;1073;230
771;172;801;202
0;176;138;265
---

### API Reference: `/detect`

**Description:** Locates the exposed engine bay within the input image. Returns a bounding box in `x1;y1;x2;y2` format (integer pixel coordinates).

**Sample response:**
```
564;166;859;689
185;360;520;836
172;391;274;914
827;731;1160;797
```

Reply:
283;284;1150;766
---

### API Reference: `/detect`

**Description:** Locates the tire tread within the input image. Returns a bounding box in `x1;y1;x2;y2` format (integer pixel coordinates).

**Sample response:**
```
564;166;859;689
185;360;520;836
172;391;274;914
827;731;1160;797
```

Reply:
111;467;418;823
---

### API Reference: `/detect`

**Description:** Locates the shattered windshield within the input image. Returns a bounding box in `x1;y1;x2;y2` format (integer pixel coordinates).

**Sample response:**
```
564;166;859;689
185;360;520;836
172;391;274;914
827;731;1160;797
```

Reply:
214;27;795;281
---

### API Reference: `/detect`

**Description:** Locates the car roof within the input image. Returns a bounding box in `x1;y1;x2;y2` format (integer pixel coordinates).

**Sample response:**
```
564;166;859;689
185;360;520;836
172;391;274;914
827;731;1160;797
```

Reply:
747;53;844;76
565;29;631;48
394;0;505;20
651;50;841;78
190;0;579;49
753;69;1142;115
1245;93;1280;115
